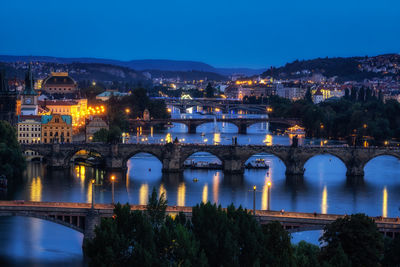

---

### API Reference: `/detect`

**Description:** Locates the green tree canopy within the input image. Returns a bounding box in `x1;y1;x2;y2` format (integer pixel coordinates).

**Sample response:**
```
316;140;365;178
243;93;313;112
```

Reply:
319;213;384;267
0;120;25;181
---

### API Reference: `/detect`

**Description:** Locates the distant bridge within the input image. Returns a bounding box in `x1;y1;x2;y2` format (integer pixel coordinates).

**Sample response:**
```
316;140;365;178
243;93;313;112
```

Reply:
129;117;300;134
20;143;400;180
164;98;269;113
0;201;398;244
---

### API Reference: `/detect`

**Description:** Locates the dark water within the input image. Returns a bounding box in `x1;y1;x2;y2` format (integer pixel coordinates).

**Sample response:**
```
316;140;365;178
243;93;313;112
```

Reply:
1;117;400;266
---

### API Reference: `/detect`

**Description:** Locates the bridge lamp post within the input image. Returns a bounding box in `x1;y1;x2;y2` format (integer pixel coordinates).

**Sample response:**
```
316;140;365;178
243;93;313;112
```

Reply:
111;175;116;205
253;185;257;215
91;179;95;209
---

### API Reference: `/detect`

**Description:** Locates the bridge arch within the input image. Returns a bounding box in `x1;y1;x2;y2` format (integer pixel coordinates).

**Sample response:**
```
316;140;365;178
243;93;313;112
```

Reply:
0;213;84;233
123;150;163;169
196;121;239;134
180;150;224;169
65;148;105;166
241;151;288;170
302;153;348;178
363;152;400;171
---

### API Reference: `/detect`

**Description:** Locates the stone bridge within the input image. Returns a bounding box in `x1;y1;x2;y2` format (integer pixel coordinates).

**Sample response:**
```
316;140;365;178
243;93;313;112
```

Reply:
0;201;399;246
21;143;400;180
129;117;299;134
163;98;269;113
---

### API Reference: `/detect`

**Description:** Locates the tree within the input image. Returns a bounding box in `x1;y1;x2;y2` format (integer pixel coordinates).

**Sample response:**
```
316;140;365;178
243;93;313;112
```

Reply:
260;221;294;266
205;83;215;98
92;128;108;142
319;214;384;267
293;241;321;267
0;120;26;181
191;202;240;266
92;126;122;143
305;88;312;103
344;88;350;100
383;235;400;266
146;187;167;228
358;87;365;102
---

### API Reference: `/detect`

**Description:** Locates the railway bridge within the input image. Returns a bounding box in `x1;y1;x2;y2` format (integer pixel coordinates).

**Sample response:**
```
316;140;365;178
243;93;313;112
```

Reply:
21;143;400;180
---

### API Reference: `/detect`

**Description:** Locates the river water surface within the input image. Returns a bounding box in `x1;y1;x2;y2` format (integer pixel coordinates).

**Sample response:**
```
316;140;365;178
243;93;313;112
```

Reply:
1;117;400;266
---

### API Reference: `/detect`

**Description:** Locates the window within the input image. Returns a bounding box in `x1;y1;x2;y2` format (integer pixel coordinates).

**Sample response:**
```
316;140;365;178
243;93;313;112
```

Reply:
50;132;53;136
67;132;70;137
44;132;47;136
44;138;47;143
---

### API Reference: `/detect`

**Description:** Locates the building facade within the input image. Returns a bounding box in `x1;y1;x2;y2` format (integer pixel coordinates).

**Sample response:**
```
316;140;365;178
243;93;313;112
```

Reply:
38;99;88;127
41;114;72;144
85;116;108;142
17;115;42;144
41;72;77;95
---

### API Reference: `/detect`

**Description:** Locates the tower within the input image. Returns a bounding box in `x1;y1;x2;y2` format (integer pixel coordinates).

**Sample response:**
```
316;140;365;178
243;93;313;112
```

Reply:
20;65;38;115
0;69;17;125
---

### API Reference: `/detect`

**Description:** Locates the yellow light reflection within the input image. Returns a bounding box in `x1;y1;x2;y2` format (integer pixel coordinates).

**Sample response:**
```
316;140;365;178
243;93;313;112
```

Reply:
139;184;149;205
177;182;186;206
321;186;328;214
213;132;221;145
159;183;167;200
165;133;172;143
202;184;208;203
261;183;269;210
213;172;220;204
30;176;42;201
383;187;387;218
87;179;93;204
263;134;273;146
150;126;154;137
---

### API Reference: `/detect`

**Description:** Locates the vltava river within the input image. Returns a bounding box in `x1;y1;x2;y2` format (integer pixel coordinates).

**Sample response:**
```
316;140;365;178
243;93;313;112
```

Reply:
1;120;400;266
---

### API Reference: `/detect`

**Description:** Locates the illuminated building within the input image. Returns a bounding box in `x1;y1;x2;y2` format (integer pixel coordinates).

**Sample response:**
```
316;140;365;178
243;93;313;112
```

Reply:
17;115;42;144
41;114;72;143
313;88;324;104
85;117;109;142
41;72;77;95
38;99;88;127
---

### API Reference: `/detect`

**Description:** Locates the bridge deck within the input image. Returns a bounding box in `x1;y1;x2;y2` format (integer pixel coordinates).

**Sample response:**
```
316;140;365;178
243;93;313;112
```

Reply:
0;201;398;228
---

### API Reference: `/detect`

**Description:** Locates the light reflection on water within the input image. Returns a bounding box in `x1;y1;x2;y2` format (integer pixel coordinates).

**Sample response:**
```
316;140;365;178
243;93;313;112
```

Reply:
1;119;400;264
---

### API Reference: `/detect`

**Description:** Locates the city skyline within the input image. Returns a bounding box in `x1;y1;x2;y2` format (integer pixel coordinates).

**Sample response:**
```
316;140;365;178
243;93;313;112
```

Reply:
1;0;399;68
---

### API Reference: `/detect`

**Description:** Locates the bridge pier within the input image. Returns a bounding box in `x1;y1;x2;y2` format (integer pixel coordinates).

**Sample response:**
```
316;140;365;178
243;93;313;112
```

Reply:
238;123;247;135
82;209;101;251
162;144;184;173
223;159;244;174
188;123;197;134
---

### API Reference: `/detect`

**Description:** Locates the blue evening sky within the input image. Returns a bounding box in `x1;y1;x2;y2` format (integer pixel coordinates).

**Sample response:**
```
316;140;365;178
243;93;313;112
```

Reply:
0;0;399;68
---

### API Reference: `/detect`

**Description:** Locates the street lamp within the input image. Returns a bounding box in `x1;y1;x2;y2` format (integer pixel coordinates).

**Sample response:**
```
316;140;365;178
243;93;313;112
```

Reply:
253;185;257;215
111;175;115;205
91;179;95;209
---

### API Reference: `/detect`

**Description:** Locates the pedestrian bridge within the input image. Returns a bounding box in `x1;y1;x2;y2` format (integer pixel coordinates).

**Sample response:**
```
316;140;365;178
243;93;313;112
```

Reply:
0;201;399;241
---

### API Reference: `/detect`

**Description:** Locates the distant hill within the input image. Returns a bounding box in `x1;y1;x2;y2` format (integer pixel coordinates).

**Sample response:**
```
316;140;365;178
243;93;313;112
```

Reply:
0;55;266;76
261;54;400;81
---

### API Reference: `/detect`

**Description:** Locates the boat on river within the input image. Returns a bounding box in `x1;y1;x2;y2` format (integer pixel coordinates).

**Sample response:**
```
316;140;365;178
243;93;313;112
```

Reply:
245;159;269;169
184;159;222;169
